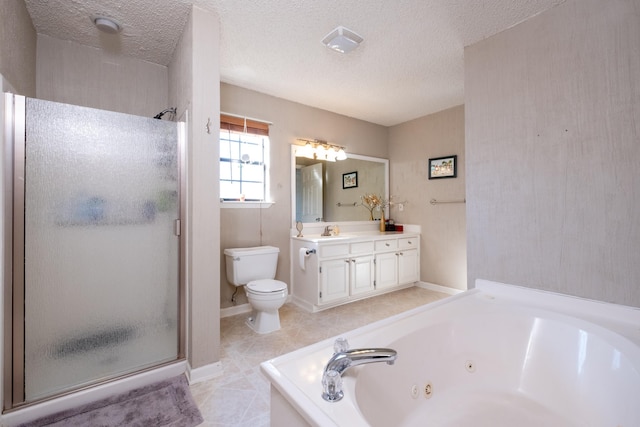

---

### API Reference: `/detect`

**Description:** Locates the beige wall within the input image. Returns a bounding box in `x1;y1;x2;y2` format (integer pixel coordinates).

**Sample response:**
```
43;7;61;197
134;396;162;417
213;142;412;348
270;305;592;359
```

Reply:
168;5;194;367
388;105;467;290
168;5;221;369
465;0;640;306
220;83;388;308
36;35;168;117
0;0;36;96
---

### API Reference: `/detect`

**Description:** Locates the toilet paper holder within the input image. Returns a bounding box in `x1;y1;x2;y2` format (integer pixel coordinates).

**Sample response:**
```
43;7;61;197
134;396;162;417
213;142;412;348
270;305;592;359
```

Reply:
299;247;316;271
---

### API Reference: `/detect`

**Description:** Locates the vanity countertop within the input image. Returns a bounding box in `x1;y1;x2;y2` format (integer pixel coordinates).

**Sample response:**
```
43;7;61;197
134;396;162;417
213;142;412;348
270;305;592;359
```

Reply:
291;230;419;243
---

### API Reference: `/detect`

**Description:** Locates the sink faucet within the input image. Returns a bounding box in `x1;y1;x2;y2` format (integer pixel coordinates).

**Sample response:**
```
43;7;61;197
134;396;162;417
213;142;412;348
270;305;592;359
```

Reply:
321;225;334;236
322;338;397;402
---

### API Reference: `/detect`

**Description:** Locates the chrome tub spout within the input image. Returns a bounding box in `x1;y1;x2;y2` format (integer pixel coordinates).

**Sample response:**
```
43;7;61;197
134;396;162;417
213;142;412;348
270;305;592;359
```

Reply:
322;340;397;402
324;348;397;375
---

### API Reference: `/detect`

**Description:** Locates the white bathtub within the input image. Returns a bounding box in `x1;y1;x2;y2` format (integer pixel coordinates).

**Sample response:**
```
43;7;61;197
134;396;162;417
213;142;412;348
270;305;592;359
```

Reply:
261;280;640;427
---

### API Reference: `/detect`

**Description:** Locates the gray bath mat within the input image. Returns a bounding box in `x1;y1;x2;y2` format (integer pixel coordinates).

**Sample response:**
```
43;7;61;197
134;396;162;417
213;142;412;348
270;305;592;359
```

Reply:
18;374;203;427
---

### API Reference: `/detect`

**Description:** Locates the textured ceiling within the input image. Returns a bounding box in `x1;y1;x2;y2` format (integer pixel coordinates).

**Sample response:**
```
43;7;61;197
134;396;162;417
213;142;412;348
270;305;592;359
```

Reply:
24;0;565;126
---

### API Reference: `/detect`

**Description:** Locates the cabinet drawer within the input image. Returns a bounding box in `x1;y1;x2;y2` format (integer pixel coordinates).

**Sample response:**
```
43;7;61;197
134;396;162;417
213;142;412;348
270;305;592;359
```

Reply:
399;237;418;250
350;241;374;254
375;239;397;251
319;243;349;258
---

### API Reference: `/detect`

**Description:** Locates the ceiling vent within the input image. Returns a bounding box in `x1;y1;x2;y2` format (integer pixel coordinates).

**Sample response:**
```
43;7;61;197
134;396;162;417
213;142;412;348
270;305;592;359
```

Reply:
321;26;363;54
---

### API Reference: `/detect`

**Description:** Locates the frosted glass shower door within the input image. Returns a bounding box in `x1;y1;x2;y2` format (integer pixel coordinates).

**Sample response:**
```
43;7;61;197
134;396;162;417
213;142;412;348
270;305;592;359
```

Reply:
22;98;181;402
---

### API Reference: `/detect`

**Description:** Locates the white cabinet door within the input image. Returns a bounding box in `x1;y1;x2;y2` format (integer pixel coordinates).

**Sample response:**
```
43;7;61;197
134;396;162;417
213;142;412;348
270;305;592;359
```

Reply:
350;255;375;296
398;248;419;284
375;252;398;289
319;258;350;303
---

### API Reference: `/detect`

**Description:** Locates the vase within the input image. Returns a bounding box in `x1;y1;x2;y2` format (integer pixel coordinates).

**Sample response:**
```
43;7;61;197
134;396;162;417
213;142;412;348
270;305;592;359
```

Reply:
369;211;374;221
379;210;385;232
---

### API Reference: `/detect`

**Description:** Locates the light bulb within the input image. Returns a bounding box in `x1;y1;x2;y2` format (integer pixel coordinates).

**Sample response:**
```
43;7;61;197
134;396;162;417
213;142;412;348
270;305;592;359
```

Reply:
315;145;326;160
302;143;315;159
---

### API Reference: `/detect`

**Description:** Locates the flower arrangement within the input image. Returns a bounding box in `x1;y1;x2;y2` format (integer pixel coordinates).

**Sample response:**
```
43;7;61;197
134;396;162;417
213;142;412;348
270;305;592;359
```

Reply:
360;194;390;220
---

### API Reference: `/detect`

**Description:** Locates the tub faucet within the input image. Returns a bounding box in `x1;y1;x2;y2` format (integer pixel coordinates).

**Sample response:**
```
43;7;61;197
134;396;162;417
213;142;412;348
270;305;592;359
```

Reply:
322;338;397;402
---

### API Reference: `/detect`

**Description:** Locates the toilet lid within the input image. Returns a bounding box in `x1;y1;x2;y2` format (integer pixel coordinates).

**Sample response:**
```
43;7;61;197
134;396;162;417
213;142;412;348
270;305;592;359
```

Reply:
247;279;287;293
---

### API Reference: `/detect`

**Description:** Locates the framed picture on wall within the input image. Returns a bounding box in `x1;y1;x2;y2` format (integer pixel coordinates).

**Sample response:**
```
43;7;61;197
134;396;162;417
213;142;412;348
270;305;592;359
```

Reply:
342;171;358;189
428;155;457;179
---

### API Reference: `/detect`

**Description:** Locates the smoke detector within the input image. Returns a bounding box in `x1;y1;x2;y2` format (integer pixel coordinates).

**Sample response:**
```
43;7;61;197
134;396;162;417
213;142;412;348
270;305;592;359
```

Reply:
321;26;363;54
93;16;121;34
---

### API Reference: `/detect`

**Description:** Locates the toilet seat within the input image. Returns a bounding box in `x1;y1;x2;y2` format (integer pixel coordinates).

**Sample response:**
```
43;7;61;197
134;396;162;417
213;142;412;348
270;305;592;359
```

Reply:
246;279;287;294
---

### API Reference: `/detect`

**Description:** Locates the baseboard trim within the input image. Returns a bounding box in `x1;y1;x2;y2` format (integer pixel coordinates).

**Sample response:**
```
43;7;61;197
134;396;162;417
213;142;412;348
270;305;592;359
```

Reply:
416;281;465;295
220;295;293;318
220;303;252;318
186;361;224;385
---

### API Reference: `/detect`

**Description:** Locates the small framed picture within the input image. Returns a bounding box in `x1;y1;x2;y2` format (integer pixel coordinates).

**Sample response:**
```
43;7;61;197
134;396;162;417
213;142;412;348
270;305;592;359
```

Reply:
428;155;457;179
342;171;358;189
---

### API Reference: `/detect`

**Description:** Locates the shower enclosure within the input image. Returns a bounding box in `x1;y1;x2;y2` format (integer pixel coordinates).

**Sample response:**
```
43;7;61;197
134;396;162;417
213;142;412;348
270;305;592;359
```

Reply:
3;95;184;408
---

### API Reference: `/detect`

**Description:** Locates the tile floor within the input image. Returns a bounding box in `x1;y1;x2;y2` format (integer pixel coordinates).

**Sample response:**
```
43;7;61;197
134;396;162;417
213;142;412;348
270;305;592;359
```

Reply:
190;286;449;426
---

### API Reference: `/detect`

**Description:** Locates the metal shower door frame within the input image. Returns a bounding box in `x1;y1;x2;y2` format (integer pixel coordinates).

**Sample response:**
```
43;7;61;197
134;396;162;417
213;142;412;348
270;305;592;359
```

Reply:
3;93;26;409
2;94;186;411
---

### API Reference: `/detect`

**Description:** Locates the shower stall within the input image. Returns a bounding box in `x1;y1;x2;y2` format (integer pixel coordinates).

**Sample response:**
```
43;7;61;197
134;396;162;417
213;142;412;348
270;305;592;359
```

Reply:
3;94;184;409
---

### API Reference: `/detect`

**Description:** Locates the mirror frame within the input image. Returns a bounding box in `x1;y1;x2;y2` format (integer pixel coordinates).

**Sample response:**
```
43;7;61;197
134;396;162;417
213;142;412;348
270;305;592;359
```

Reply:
290;145;389;227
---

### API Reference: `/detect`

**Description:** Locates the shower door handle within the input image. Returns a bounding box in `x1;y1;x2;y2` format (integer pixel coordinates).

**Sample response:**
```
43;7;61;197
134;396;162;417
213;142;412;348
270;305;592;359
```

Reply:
174;219;181;236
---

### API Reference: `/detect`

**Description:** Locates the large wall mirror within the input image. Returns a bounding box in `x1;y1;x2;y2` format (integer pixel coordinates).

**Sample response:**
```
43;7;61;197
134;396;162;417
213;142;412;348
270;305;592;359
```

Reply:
290;146;389;225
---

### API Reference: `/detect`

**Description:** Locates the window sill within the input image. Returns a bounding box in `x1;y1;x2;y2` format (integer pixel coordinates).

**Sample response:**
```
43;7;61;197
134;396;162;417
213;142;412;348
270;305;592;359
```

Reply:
220;201;274;209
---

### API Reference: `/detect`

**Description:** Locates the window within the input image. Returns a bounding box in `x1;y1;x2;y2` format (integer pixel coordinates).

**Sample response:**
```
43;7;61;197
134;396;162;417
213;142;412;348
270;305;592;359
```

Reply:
219;114;270;202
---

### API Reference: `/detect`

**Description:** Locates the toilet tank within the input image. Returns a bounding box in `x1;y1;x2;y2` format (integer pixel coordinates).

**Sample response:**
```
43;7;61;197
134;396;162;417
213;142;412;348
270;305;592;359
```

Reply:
224;246;280;286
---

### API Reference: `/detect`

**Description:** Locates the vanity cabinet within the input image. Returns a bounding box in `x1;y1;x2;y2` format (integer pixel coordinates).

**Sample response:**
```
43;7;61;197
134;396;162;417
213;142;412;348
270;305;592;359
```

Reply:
349;255;376;296
318;254;375;303
397;237;420;283
318;258;349;303
374;251;398;289
291;232;420;312
318;240;375;304
375;237;419;289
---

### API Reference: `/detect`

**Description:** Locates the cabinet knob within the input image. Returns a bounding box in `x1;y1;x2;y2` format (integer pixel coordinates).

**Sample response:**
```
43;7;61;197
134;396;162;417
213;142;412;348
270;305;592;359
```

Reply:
351;259;356;263
385;243;390;247
408;241;412;245
345;259;350;263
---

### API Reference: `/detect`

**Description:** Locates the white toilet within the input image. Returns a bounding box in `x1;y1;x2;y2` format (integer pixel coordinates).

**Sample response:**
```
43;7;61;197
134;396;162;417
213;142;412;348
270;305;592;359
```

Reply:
224;246;288;334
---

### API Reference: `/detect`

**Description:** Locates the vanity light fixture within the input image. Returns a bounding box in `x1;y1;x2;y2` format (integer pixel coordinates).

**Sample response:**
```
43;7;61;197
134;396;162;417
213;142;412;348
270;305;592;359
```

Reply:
326;147;337;161
322;26;363;54
295;139;347;161
315;144;327;161
298;142;315;159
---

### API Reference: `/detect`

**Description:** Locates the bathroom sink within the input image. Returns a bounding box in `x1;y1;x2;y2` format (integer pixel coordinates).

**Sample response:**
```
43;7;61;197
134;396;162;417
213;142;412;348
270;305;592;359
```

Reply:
317;234;355;240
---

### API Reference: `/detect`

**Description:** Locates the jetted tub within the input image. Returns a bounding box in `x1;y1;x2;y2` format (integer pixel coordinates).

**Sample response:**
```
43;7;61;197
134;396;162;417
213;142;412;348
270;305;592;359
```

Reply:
261;280;640;427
